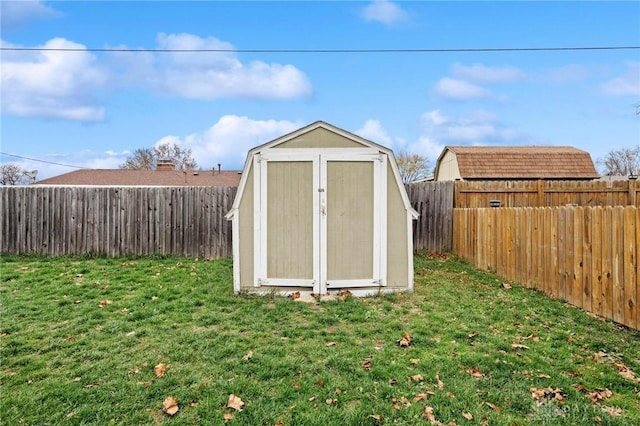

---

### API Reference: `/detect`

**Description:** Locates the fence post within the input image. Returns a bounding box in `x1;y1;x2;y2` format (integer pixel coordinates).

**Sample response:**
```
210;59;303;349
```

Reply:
629;180;637;206
537;179;544;207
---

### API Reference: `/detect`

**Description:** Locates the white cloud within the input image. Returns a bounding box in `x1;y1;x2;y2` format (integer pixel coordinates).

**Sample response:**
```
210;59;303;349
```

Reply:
361;1;410;26
433;78;491;100
114;33;313;100
356;119;395;146
1;38;108;121
450;63;526;83
153;115;303;170
418;109;525;147
0;0;61;31
601;61;640;96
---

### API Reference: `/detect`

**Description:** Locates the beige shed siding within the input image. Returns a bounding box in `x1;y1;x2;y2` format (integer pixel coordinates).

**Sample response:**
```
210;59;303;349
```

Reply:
267;161;314;279
327;161;374;281
386;161;409;288
275;127;366;149
436;150;461;181
239;165;254;289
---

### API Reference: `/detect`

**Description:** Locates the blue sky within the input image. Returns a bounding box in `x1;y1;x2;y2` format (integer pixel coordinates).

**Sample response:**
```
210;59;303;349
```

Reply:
1;0;639;180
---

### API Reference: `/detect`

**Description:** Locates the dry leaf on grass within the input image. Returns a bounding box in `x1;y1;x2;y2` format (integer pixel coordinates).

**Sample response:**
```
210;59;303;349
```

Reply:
398;332;412;347
242;351;253;361
410;358;420;366
162;396;179;416
501;283;512;289
466;367;485;378
388;378;398;385
338;290;352;301
391;396;411;409
223;412;234;421
436;374;444;390
413;392;433;402
601;406;622;417
292;381;300;389
370;413;383;422
511;343;530;350
154;363;168;378
587;389;613;402
615;363;640;382
98;300;112;308
289;291;300;300
362;358;372;371
325;341;337;347
227;394;245;411
423;405;437;423
530;387;565;405
485;401;501;412
462;412;473;420
410;374;424;382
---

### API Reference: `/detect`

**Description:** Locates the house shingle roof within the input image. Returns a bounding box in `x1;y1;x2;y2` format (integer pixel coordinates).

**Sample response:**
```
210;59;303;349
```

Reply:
445;146;599;179
35;169;242;186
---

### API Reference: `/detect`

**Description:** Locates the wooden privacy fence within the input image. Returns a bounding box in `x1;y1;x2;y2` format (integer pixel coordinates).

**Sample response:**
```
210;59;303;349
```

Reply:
454;206;639;330
1;186;236;258
405;181;454;253
455;179;639;208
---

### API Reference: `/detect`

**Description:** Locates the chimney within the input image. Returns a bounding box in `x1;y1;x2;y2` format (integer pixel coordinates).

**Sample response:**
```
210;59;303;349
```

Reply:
156;159;175;171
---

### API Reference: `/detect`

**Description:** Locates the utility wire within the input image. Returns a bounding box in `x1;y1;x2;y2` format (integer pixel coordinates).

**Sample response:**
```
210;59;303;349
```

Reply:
1;46;639;53
0;152;88;169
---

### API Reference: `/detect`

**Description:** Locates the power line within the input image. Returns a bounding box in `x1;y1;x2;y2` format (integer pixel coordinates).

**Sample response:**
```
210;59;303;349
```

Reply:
1;46;639;53
0;152;87;169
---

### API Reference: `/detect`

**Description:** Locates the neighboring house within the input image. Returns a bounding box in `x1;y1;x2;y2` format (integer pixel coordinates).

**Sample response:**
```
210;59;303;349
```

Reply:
433;146;599;181
35;163;241;186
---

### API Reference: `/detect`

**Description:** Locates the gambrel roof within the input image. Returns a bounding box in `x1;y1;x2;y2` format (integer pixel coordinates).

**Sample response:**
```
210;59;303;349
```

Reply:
435;146;599;180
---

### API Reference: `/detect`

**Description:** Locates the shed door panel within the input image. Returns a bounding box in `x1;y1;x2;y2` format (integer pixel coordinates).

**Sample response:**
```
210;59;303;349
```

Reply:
326;161;374;281
266;161;314;280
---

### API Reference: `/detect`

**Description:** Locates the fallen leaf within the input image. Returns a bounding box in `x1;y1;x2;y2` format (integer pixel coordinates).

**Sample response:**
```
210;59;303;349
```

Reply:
485;401;500;412
125;331;136;337
227;394;245;411
325;341;337;347
154;363;168;378
587;389;613;402
410;358;420;366
189;402;199;407
338;290;352;301
84;382;99;388
325;398;337;405
466;367;484;378
436;374;444;390
572;383;589;393
292;381;300;389
502;283;512;289
511;343;530;350
315;379;324;387
308;396;316;402
423;405;436;423
388;378;397;385
370;413;383;422
601;406;622;417
223;412;233;421
98;300;112;308
398;332;412;347
162;396;179;416
362;359;372;371
538;373;551;379
615;363;640;382
468;331;478;339
73;377;81;382
462;412;473;420
242;351;253;361
413;392;432;402
530;387;565;405
289;291;300;300
335;388;342;395
410;374;424;382
137;381;152;388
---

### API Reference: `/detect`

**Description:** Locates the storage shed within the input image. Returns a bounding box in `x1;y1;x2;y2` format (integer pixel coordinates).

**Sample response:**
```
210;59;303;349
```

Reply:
225;121;419;296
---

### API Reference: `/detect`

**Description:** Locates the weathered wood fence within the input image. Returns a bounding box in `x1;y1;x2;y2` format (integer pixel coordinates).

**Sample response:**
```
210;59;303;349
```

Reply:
0;186;236;258
405;181;454;253
455;179;639;208
453;206;639;330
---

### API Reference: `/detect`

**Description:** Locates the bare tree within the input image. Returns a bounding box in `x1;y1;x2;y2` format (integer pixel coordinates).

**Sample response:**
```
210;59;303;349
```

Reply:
120;143;198;170
596;145;640;176
0;163;31;185
395;150;431;183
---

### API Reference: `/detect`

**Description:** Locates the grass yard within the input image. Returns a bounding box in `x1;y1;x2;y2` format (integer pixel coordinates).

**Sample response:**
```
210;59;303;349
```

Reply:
1;254;639;425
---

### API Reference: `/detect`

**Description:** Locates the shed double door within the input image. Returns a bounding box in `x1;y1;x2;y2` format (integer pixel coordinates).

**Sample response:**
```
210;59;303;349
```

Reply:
255;150;387;294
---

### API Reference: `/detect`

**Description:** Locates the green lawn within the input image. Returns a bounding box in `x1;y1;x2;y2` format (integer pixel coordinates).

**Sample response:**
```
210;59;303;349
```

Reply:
1;254;639;425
